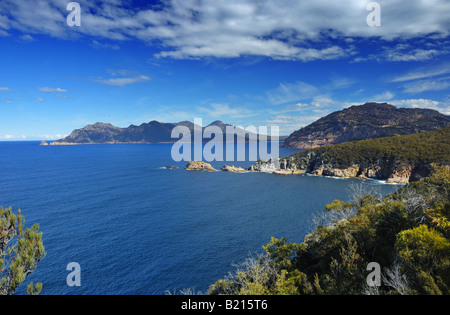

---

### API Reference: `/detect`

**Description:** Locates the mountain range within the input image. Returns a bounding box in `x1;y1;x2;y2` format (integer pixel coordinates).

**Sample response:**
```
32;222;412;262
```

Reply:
49;102;450;146
50;120;271;145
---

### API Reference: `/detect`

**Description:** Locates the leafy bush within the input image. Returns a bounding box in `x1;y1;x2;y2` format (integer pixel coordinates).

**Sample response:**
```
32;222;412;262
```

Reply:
209;166;450;295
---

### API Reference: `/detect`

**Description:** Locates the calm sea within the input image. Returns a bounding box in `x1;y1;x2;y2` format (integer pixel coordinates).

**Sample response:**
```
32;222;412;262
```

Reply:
0;141;400;295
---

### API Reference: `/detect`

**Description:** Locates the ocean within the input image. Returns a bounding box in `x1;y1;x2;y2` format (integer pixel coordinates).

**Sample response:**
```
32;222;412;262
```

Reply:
0;141;400;295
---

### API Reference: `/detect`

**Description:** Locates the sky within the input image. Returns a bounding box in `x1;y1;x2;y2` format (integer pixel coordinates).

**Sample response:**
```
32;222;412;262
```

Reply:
0;0;449;140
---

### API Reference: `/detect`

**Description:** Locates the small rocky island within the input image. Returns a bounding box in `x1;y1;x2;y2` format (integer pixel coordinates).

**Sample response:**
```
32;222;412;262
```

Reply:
185;161;217;172
220;165;246;173
183;162;247;173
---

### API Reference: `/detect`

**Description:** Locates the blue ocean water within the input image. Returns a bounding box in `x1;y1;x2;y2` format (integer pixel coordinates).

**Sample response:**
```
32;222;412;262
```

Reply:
0;142;400;295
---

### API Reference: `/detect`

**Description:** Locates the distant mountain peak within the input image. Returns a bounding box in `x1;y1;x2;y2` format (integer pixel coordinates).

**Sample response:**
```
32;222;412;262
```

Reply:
175;121;197;128
208;120;228;126
360;102;392;107
207;120;234;132
84;122;119;130
283;102;450;149
91;122;114;127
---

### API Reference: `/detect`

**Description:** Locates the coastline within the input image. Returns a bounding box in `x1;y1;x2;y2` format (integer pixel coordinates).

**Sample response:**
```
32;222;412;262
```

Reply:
164;160;410;184
47;140;284;145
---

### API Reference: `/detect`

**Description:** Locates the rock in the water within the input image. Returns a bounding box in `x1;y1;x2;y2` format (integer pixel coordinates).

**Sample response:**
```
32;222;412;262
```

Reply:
273;170;305;175
185;161;216;172
221;165;246;173
39;140;49;146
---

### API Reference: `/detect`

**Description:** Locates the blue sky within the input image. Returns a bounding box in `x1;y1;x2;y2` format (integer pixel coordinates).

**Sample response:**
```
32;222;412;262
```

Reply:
0;0;449;140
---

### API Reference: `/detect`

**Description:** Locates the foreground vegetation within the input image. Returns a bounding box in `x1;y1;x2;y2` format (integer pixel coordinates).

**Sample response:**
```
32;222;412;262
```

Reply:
0;207;45;295
209;166;450;295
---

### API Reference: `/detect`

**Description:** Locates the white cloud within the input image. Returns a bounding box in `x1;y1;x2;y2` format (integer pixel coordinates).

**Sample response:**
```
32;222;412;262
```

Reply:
403;77;450;93
38;87;67;93
137;109;197;125
267;81;318;105
328;77;356;90
268;95;355;117
19;34;35;42
310;96;341;108
390;99;450;115
96;75;151;86
385;48;444;62
388;62;450;94
266;114;323;135
265;96;351;134
1;0;449;60
267;115;322;124
373;91;395;101
390;98;439;108
197;103;255;118
40;134;66;140
0;87;13;91
268;103;310;115
353;43;449;63
90;40;120;50
391;63;450;83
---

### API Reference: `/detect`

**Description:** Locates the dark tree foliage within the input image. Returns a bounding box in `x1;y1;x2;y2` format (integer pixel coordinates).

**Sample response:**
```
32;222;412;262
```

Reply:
0;207;45;295
209;166;450;295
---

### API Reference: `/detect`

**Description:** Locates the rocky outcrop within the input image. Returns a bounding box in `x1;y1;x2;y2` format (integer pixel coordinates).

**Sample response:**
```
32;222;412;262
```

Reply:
273;170;305;175
39;141;49;146
249;158;298;172
312;166;360;178
250;127;450;183
185;161;216;172
220;165;246;173
248;158;306;175
250;158;422;183
283;103;450;149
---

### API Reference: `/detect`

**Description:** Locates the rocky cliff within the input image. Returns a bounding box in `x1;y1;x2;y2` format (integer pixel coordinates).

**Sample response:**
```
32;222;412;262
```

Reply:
283;103;450;149
252;127;450;183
